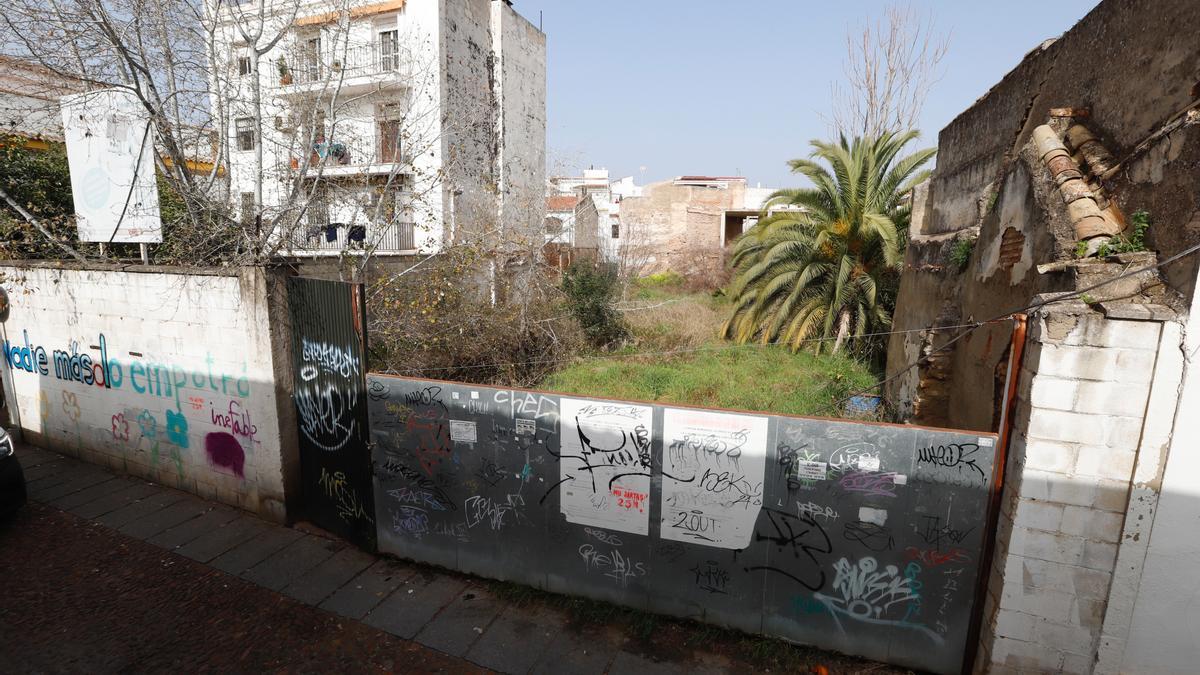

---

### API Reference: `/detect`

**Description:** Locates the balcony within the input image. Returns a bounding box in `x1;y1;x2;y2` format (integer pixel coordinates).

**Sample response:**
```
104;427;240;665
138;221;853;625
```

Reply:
278;42;408;92
288;138;409;177
290;220;417;254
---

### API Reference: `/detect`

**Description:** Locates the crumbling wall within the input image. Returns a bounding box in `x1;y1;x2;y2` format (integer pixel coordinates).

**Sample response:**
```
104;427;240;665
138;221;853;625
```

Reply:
886;0;1200;430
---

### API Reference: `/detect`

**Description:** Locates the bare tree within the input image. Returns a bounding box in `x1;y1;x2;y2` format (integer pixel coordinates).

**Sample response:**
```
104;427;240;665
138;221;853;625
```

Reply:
0;0;488;282
830;4;950;138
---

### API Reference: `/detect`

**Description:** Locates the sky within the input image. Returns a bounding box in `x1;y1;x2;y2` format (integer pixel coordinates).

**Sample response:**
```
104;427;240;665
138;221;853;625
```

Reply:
512;0;1101;188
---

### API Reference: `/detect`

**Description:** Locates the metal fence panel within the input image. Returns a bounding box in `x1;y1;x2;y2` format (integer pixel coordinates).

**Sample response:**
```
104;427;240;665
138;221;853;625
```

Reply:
367;375;996;674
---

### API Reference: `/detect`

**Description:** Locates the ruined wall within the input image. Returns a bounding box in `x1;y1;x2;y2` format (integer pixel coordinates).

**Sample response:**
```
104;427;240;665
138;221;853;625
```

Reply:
368;375;999;675
0;264;297;521
618;180;744;274
886;0;1200;430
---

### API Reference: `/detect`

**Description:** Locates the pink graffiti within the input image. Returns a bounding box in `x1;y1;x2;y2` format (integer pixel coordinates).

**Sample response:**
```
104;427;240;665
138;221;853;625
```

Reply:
211;399;258;441
840;471;898;497
205;432;245;478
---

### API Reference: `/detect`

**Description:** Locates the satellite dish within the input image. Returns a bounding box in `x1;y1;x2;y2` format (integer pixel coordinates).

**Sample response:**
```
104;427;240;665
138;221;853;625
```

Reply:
0;287;8;323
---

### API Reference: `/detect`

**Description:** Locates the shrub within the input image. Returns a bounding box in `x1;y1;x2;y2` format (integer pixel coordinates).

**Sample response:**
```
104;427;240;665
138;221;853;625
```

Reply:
562;259;629;348
947;236;975;273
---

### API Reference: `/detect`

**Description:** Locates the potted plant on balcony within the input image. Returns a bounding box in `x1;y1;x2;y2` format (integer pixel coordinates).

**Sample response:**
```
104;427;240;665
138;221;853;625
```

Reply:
277;58;293;85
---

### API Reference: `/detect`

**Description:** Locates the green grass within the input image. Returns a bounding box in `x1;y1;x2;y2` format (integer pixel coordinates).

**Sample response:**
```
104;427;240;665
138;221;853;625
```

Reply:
543;342;878;417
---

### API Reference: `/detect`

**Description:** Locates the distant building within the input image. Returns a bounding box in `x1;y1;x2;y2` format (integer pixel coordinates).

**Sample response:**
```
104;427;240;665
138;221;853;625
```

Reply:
0;55;86;149
210;0;546;256
544;168;788;276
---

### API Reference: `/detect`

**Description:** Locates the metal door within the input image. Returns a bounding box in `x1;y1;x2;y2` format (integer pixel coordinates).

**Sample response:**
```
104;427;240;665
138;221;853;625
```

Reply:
287;276;376;550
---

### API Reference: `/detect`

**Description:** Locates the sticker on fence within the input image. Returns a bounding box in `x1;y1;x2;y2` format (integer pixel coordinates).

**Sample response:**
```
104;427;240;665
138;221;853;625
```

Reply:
660;408;768;548
558;398;654;535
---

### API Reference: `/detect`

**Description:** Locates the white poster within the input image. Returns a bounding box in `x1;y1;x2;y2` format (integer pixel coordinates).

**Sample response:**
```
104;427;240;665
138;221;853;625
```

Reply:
558;398;654;535
661;408;768;549
60;88;162;243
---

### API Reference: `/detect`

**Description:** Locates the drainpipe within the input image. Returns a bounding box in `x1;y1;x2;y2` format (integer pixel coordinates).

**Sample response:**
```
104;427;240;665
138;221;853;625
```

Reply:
963;313;1028;674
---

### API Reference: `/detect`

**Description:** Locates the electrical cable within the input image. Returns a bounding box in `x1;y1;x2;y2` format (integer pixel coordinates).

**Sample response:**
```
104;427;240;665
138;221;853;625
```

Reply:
107;119;154;244
818;239;1200;416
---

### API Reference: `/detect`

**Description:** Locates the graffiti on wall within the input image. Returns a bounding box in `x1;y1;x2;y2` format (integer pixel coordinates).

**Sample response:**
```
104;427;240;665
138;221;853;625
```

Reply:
367;376;997;675
4;329;257;482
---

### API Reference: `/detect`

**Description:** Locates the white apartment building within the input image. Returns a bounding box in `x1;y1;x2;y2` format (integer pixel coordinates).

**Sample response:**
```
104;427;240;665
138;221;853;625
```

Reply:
211;0;545;256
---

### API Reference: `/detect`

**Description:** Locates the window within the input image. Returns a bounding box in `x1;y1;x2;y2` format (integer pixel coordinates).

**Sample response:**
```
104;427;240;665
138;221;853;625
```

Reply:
611;222;620;238
235;117;255;151
240;192;255;223
377;119;401;163
237;56;252;76
302;36;321;82
378;30;399;71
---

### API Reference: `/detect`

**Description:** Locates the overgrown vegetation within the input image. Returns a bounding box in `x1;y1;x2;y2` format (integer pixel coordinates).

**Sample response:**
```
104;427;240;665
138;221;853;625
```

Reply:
0;134;79;259
948;236;975;272
1076;209;1152;259
368;249;584;387
722;131;935;357
561;260;630;348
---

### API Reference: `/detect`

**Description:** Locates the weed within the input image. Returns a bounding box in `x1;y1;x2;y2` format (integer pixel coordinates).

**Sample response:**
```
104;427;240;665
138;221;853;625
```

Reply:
1075;240;1089;258
1080;293;1098;305
947;236;976;273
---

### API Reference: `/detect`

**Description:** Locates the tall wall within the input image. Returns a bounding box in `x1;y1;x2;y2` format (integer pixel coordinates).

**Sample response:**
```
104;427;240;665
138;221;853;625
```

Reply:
0;264;298;521
497;1;547;240
885;0;1200;431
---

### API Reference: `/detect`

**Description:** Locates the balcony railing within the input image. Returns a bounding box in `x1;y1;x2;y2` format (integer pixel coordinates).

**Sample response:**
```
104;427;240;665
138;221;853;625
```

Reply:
292;220;417;253
283;42;405;85
289;139;407;171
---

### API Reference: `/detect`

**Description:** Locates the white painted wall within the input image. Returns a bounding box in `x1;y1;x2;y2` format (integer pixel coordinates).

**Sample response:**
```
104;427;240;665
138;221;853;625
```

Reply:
1118;276;1200;673
0;266;292;520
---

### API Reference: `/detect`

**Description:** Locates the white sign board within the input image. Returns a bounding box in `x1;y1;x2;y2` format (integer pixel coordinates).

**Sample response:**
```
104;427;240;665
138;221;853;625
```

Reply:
60;88;162;243
661;408;768;549
558;398;654;535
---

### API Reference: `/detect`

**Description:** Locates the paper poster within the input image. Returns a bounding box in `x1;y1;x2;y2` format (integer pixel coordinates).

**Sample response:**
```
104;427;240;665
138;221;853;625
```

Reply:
661;408;768;549
558;398;654;535
449;420;477;443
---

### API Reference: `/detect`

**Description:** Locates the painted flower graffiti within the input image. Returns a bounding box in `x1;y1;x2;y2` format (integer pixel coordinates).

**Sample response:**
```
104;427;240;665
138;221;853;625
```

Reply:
165;408;189;449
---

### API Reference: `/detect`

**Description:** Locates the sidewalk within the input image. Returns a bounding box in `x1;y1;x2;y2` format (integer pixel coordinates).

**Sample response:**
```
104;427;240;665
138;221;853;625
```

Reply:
6;444;896;674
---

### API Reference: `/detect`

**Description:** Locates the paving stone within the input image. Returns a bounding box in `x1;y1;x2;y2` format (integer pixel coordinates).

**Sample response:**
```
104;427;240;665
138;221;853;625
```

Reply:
26;466;96;498
414;585;505;657
464;605;560;674
529;626;616;675
281;545;377;606
209;526;304;577
319;559;416;620
70;482;161;520
22;460;77;485
175;516;272;564
118;497;211;540
364;573;467;640
13;446;58;467
35;470;117;503
146;505;241;551
608;651;683;675
95;489;186;530
241;535;342;591
50;476;136;511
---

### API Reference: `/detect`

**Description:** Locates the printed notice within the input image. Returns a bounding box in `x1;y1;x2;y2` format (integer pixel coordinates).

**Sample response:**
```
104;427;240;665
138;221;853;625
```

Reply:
515;418;536;435
661;408;768;549
797;459;828;481
449;420;477;443
558;398;654;535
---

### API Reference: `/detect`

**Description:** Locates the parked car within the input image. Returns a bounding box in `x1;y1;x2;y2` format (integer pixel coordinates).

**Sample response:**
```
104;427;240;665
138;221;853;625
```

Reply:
0;427;25;518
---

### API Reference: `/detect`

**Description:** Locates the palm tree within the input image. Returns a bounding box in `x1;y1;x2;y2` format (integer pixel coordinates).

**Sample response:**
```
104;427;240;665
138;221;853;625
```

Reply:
722;131;935;353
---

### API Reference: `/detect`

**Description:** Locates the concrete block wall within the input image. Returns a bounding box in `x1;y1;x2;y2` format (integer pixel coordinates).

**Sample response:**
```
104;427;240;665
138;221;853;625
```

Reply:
976;309;1164;674
0;264;296;521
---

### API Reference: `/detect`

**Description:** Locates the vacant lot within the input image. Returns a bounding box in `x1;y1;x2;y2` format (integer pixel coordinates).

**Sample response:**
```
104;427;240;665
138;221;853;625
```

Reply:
542;279;878;417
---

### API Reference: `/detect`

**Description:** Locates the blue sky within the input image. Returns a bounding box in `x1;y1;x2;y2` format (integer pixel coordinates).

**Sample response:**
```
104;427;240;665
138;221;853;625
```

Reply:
513;0;1100;187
